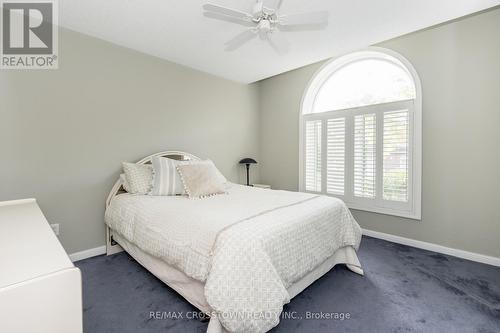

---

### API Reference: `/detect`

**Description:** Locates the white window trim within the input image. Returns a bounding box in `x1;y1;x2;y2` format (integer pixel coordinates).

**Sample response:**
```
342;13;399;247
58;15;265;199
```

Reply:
299;47;422;220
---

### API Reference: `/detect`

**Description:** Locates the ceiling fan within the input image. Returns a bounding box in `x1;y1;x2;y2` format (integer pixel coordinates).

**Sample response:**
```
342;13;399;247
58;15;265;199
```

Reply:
203;0;329;54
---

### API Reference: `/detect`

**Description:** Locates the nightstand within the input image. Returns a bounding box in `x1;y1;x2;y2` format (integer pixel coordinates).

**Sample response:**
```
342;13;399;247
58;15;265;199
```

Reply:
252;184;271;189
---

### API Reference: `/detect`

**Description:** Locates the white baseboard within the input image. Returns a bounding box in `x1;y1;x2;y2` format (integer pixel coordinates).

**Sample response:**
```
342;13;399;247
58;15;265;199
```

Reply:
68;231;500;267
69;245;106;262
362;229;500;267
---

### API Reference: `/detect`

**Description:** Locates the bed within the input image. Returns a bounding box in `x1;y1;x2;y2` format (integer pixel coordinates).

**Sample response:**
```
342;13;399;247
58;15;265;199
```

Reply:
104;151;363;333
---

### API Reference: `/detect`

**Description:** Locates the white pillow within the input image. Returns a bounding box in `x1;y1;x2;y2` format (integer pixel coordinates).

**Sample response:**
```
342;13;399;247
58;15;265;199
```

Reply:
122;163;153;195
176;163;227;199
150;157;227;196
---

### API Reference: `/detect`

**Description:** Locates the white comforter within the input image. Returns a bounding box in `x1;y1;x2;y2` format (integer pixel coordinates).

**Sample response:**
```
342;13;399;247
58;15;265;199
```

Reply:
105;184;362;333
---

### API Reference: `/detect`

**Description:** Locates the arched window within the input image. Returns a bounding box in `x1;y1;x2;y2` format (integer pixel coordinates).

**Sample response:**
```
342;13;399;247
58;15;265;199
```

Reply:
300;48;421;219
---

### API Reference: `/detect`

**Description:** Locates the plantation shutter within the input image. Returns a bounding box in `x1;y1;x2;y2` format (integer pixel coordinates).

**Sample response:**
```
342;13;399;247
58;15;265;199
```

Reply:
301;51;420;219
305;120;322;192
383;110;409;202
326;118;345;195
354;113;376;198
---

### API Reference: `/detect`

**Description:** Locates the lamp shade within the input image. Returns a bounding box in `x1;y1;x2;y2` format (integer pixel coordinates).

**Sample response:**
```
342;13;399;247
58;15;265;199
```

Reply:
239;158;257;164
239;158;257;186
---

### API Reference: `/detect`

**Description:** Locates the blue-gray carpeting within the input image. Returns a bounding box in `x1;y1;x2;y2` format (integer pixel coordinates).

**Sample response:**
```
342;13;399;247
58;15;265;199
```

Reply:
76;236;500;333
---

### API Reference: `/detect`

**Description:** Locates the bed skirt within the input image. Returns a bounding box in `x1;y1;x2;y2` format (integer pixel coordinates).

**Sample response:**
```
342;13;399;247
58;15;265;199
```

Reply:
112;231;363;333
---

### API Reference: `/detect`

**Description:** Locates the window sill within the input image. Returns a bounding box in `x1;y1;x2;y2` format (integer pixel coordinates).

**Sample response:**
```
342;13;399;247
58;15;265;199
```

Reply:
304;190;421;220
344;201;421;220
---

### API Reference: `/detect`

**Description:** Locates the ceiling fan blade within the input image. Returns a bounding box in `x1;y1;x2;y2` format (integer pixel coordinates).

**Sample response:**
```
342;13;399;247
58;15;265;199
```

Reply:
266;32;289;55
203;12;255;27
278;11;329;26
277;22;327;32
203;3;253;20
262;0;283;14
224;29;258;51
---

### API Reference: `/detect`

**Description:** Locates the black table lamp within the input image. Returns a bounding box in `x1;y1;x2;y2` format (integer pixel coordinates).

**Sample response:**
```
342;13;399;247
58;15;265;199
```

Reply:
239;158;257;186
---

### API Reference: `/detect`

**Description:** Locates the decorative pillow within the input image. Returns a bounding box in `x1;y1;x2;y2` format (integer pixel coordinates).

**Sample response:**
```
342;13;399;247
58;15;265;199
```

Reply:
150;157;228;196
176;163;227;199
122;163;153;195
150;157;191;196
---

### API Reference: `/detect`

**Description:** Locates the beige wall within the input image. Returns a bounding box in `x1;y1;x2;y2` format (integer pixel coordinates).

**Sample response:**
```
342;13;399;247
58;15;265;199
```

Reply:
2;8;499;259
1;28;260;253
258;8;500;258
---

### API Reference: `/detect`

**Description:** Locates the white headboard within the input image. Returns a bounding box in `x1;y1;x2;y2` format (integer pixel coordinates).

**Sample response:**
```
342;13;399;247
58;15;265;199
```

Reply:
105;150;200;207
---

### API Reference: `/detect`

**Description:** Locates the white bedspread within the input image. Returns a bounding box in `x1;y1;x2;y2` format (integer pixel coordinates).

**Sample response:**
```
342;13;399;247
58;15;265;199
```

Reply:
105;184;362;333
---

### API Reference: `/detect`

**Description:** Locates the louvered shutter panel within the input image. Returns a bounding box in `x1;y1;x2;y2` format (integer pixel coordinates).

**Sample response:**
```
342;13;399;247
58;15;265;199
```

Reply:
383;110;409;202
327;118;345;195
354;114;376;198
305;120;322;192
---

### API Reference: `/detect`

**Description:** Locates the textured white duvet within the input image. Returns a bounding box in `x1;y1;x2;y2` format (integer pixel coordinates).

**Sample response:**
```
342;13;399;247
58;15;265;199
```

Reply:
105;184;362;333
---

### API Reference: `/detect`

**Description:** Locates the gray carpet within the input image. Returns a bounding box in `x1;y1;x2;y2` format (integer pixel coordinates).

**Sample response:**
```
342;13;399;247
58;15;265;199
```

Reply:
75;236;500;332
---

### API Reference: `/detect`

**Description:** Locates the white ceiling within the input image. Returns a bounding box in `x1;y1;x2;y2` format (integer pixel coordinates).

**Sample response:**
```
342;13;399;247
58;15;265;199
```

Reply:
60;0;500;83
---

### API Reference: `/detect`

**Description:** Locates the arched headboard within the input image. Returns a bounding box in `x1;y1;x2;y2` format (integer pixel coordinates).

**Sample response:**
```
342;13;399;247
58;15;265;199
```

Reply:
105;150;200;255
105;150;200;207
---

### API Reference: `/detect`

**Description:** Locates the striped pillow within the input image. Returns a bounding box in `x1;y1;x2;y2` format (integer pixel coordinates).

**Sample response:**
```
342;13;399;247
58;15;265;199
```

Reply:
150;157;227;196
150;157;188;196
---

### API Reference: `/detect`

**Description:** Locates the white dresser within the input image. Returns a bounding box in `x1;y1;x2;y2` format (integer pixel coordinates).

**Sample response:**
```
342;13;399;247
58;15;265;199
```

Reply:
0;199;82;333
